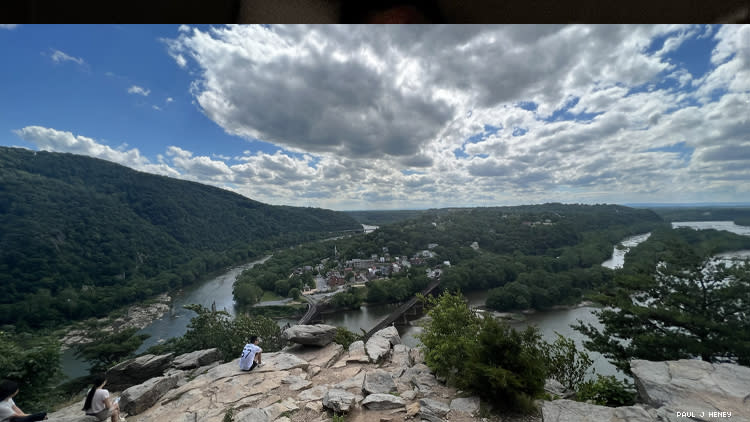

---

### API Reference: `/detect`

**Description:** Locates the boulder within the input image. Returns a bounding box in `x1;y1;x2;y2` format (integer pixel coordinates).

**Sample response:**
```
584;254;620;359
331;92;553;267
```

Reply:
234;408;270;422
544;378;571;398
283;324;337;346
105;353;174;391
361;393;406;410
419;398;450;417
171;348;222;370
541;399;656;422
365;327;400;362
289;343;343;368
120;375;179;415
363;369;397;394
408;347;424;365
346;340;370;363
322;389;358;413
630;359;750;422
298;385;328;401
390;344;411;368
333;371;366;391
449;396;480;415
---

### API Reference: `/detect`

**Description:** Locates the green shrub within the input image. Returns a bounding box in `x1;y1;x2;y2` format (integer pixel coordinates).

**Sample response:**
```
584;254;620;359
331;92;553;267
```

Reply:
541;333;593;391
576;375;637;406
0;331;61;411
332;327;362;349
418;291;547;413
155;304;285;362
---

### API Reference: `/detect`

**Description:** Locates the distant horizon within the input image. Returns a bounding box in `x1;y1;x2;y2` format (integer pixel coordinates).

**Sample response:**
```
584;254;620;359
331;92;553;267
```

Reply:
2;25;749;209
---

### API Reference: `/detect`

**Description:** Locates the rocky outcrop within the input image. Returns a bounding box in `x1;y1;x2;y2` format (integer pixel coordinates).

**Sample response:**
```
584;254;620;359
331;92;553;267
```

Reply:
322;389;359;413
345;340;370;363
450;396;480;414
171;347;222;370
361;393;406;410
630;359;750;422
541;399;657;422
363;369;397;394
365;325;400;362
47;329;466;422
283;324;337;346
420;397;451;422
105;353;174;391
120;375;179;415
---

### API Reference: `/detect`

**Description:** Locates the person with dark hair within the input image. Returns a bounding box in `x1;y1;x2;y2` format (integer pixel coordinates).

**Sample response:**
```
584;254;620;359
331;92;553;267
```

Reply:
82;377;120;422
0;380;47;422
239;335;263;371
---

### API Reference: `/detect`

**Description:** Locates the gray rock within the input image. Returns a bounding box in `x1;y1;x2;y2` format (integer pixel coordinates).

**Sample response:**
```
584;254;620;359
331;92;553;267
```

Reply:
419;398;450;417
449;396;480;414
323;389;358;413
333;372;365;391
409;347;424;365
120;375;179;415
347;340;370;363
390;344;411;368
263;397;298;420
401;389;417;401
544;378;570;397
361;393;406;410
171;348;222;370
630;359;750;422
234;408;270;422
106;353;174;391
364;369;397;394
365;326;400;363
541;399;656;422
298;385;328;401
283;324;337;346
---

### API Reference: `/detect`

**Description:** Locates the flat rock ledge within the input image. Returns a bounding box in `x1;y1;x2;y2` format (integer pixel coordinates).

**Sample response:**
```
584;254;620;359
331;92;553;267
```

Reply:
48;329;750;422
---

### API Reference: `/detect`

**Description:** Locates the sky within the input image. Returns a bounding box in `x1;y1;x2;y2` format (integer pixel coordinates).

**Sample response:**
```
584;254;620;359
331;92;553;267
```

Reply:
1;24;749;210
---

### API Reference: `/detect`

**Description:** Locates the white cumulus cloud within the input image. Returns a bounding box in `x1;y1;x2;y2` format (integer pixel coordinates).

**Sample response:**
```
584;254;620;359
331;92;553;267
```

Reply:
127;85;150;96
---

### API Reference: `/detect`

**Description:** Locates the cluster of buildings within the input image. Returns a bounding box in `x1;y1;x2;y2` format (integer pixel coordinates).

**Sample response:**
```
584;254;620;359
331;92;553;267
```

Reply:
297;243;452;294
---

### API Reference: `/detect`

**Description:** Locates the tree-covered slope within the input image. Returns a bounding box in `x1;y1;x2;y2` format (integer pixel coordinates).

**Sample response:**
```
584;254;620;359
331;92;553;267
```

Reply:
0;147;360;328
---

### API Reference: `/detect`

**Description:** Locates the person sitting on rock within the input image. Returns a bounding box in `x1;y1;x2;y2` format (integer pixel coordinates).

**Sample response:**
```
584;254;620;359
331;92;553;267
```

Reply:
0;380;47;422
82;376;120;422
239;335;263;371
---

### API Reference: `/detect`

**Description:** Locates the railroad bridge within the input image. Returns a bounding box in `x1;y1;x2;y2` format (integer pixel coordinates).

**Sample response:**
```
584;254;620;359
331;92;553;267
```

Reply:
298;278;442;336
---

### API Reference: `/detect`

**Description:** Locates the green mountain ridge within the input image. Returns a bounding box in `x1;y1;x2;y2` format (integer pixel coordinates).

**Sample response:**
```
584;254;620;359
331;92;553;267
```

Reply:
0;147;360;329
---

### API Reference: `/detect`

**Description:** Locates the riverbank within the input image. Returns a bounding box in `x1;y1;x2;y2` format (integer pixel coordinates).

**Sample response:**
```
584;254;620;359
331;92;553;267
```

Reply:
58;293;172;350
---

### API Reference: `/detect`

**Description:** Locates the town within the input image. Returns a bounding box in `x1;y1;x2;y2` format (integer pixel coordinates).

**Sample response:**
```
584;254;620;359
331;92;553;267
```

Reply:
293;243;450;296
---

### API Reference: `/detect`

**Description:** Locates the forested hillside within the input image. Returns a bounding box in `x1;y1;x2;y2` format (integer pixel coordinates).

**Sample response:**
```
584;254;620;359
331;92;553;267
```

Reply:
0;147;360;329
235;203;665;311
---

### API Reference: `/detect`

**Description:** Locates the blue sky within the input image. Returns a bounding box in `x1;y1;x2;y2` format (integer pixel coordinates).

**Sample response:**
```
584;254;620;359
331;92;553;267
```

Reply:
2;24;749;210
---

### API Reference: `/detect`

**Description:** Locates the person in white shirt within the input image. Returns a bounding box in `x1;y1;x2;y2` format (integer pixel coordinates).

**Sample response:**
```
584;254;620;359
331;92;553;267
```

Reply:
82;377;120;422
0;380;47;422
239;335;263;371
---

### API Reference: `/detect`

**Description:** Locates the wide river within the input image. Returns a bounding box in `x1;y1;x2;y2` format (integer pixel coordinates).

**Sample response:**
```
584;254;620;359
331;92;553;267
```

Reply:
60;221;750;380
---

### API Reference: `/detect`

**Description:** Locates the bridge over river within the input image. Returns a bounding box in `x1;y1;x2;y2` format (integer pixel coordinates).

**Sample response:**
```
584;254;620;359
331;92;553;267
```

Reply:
297;278;442;339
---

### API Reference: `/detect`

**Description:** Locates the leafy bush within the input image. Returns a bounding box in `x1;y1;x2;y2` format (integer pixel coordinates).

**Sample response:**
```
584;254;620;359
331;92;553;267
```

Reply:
576;375;637;406
418;291;547;413
0;331;61;411
73;327;149;373
541;333;593;391
332;327;363;349
150;304;285;362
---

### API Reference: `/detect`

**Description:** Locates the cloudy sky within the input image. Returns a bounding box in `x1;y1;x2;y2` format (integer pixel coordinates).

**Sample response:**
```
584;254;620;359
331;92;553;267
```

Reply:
2;24;749;210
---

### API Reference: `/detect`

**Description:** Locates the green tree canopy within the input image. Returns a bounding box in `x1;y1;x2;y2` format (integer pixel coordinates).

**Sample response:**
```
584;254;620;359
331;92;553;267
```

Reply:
576;259;750;372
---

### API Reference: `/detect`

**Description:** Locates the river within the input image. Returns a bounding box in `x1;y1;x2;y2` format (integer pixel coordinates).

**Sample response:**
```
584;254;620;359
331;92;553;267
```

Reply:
60;255;270;380
61;220;750;380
